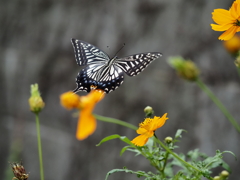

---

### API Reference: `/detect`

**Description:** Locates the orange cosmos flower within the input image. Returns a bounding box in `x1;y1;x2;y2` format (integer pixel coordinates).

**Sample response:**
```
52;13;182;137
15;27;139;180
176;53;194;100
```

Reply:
60;90;105;140
131;113;168;146
211;0;240;40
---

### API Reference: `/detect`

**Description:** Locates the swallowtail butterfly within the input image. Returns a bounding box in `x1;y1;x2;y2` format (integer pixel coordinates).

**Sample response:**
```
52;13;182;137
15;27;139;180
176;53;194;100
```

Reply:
71;39;162;93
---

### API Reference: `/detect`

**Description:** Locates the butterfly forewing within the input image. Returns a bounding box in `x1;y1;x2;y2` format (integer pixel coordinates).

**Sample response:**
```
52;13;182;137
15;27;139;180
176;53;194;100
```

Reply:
71;39;110;66
114;52;162;76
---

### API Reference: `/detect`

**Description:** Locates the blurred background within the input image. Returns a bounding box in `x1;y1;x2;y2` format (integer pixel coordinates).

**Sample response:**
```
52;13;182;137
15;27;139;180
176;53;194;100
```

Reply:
1;0;240;179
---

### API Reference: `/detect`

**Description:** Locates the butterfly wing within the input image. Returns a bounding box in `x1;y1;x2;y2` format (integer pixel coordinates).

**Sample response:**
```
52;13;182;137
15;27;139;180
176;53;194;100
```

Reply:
71;39;110;66
73;63;124;93
114;52;162;76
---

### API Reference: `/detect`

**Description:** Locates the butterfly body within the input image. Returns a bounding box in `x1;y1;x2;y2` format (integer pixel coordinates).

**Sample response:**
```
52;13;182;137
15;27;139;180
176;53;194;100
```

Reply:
71;39;162;93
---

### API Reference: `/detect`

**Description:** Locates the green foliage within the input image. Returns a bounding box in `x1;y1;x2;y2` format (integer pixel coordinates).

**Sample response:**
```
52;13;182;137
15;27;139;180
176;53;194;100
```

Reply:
97;130;234;180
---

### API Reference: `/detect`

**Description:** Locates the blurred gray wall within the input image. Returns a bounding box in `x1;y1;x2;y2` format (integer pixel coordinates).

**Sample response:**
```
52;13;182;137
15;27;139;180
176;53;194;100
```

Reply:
1;0;239;180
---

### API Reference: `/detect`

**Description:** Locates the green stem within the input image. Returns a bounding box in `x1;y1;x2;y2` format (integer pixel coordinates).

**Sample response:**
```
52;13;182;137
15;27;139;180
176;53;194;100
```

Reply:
161;150;169;177
94;114;138;130
196;79;240;133
35;113;44;180
237;66;240;79
154;136;203;174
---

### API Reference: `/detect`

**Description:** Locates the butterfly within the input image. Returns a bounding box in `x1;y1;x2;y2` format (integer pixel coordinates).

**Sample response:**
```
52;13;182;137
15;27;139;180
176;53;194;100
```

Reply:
71;39;162;93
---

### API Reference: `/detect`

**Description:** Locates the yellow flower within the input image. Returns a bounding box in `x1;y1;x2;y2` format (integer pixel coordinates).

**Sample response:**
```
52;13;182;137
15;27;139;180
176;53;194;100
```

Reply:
60;90;105;140
131;113;168;146
211;0;240;41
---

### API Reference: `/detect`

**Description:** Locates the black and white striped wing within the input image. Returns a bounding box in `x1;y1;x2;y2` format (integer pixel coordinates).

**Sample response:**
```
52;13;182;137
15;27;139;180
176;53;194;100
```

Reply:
74;64;124;93
71;39;110;66
114;52;162;76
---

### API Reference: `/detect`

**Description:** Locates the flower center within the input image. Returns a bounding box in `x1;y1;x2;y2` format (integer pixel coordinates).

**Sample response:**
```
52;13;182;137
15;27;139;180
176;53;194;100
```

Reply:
234;19;240;26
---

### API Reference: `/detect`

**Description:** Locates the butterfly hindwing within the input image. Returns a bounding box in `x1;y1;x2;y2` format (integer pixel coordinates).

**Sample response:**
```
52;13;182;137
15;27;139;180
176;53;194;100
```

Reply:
115;52;162;76
73;65;124;93
71;39;110;66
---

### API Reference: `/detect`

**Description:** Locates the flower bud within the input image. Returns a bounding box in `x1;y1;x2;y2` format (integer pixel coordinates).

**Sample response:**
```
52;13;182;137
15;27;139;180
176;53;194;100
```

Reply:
213;176;220;180
144;106;154;117
10;162;29;180
28;84;45;114
220;170;229;179
223;35;240;54
168;56;200;81
164;136;173;144
234;55;240;68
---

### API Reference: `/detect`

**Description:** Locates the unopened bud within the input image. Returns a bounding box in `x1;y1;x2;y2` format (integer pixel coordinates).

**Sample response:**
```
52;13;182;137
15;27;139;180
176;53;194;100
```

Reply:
28;84;45;114
165;136;173;144
213;176;220;180
220;170;229;179
223;35;240;54
144;106;154;117
234;55;240;68
168;56;200;81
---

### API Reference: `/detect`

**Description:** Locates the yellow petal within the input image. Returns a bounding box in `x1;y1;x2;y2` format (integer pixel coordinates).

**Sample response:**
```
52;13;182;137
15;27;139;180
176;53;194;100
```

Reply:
211;23;233;31
75;89;104;140
212;9;234;25
219;26;239;40
131;134;149;146
237;26;240;32
230;2;239;19
155;113;168;129
60;91;81;110
76;112;97;140
136;127;148;135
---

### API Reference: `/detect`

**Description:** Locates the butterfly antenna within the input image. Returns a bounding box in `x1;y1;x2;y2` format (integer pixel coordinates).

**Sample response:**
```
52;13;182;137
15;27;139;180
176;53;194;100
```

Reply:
113;43;125;58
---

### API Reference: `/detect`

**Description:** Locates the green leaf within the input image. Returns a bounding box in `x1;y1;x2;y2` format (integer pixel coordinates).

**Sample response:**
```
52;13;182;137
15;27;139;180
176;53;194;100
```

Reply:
120;146;131;156
175;129;187;139
96;134;133;147
105;168;150;180
221;150;236;160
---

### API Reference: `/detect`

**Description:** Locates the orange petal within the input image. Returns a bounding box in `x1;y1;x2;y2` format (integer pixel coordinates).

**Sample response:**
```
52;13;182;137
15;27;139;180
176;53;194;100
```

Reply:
237;0;240;17
76;111;97;140
131;134;149;146
136;127;148;135
219;26;239;40
230;2;239;19
211;23;233;31
155;113;168;129
212;9;234;25
60;91;81;110
75;89;104;140
237;26;240;32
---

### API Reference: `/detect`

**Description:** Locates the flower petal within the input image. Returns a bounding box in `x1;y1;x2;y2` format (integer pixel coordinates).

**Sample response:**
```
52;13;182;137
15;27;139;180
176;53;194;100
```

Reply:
230;2;239;19
219;26;239;40
60;91;81;109
131;134;149;146
136;127;148;134
212;9;234;25
155;113;168;129
76;112;97;140
211;23;233;31
237;26;240;32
